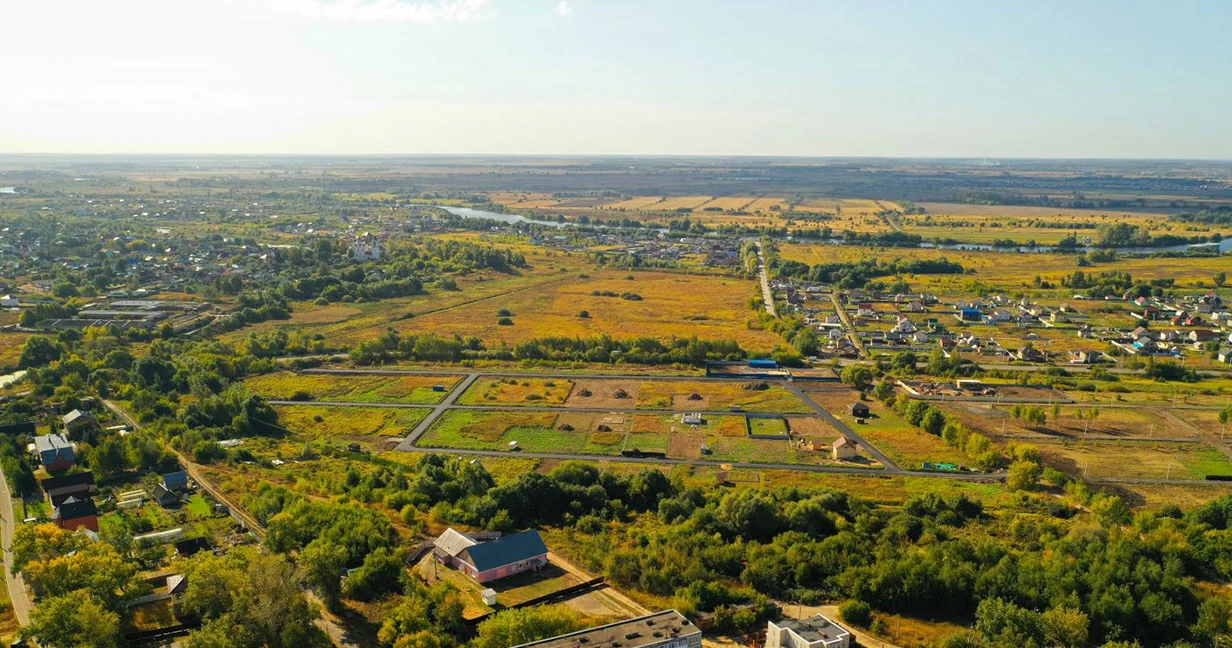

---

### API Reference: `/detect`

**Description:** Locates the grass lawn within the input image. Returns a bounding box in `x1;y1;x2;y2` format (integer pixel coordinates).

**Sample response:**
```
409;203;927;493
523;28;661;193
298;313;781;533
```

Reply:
749;417;789;436
186;494;211;518
245;371;459;404
635;380;812;413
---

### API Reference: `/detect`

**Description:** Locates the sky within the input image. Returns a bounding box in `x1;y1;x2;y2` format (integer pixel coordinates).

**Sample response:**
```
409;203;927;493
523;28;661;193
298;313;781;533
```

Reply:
4;0;1231;158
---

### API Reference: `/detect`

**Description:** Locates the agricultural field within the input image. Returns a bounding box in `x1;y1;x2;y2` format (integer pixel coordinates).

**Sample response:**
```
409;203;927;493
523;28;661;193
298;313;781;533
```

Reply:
245;371;460;404
388;270;781;351
631;380;812;413
780;241;1232;295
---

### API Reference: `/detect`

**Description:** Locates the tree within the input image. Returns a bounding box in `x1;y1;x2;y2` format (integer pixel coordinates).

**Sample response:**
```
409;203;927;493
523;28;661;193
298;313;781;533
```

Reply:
472;606;583;648
23;590;121;648
1216;272;1227;287
18;336;63;369
1007;460;1043;491
298;539;347;609
841;365;874;392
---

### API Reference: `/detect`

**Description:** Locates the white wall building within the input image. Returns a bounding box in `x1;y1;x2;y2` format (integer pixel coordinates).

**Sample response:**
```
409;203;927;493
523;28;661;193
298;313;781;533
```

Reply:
766;615;851;648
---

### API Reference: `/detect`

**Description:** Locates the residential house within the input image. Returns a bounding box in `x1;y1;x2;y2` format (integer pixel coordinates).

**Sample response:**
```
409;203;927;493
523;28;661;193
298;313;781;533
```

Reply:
162;470;189;492
1190;330;1219;343
1069;350;1102;365
1218;348;1232;364
832;437;858;460
52;496;98;532
433;528;549;583
856;303;876;318
766;615;852;648
34;433;75;471
959;307;983;322
511;610;701;648
906;300;925;313
61;409;98;436
891;317;917;334
1050;310;1069;324
42;472;95;508
847;403;870;418
152;484;181;508
0;295;17;308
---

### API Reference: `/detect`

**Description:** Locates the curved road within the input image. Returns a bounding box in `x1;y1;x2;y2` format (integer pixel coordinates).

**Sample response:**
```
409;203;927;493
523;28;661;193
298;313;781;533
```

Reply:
0;466;32;627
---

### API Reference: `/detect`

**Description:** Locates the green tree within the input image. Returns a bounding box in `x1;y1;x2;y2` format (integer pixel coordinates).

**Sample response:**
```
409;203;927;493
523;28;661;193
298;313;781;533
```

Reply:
23;590;121;648
18;336;63;369
1215;272;1227;287
472;606;583;648
1007;460;1043;491
840;365;875;392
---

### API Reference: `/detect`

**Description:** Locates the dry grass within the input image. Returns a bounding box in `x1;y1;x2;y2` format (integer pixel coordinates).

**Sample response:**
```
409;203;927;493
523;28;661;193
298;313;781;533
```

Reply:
458;377;574;406
1039;441;1232;481
390;270;780;352
245;372;459;404
273;405;429;438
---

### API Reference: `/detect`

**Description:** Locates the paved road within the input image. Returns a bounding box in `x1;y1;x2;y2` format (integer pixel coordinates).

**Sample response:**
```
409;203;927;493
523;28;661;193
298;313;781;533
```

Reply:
0;466;32;627
395;373;479;451
272;399;816;420
784;383;903;472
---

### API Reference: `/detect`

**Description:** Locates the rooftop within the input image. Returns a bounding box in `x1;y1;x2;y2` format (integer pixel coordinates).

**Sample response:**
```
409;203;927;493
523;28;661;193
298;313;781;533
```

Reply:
772;615;851;645
512;610;700;648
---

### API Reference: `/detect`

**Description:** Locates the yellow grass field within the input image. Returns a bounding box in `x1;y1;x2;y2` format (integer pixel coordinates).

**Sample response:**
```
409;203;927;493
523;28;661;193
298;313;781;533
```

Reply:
273;405;430;438
458;377;574;405
394;270;781;351
655;196;713;211
745;197;788;212
604;196;665;210
245;372;459;404
701;196;757;211
918;202;1173;220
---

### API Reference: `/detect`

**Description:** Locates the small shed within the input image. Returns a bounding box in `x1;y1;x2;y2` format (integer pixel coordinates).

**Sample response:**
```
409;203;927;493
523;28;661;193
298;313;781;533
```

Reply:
481;588;498;606
847;403;870;418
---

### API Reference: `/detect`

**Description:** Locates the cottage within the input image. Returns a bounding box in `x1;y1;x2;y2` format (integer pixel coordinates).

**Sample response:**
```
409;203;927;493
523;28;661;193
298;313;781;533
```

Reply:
34;433;75;471
1069;350;1102;365
61;409;98;435
1190;330;1219;343
847;403;870;418
152;484;181;508
959;307;982;322
856;303;876;318
0;295;17;308
891;317;916;334
906;300;925;313
433;528;549;583
1219;348;1232;364
832;437;858;460
766;615;852;648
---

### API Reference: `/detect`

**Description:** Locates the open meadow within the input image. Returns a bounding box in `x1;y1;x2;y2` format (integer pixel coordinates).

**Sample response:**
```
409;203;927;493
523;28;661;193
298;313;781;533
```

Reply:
245;371;459;404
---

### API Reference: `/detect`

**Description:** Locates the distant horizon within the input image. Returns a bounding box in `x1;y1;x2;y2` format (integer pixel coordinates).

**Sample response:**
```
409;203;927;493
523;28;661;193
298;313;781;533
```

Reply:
5;1;1231;158
1;152;1231;163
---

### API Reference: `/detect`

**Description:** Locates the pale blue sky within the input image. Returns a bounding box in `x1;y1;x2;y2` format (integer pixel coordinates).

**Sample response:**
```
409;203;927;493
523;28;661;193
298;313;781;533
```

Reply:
4;0;1230;157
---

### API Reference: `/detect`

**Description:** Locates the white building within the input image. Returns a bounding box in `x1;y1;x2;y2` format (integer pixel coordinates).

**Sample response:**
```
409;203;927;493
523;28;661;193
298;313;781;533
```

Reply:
766;615;851;648
351;237;382;262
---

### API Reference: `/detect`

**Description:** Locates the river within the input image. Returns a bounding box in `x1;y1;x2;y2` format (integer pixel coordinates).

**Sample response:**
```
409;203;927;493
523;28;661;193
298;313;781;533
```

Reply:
440;205;1232;254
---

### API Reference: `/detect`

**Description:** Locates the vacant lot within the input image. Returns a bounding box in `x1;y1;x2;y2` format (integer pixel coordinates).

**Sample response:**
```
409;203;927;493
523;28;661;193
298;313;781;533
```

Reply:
458;377;574;406
246;372;459;404
273;405;430;439
808;389;965;469
1040;441;1232;480
634;380;811;413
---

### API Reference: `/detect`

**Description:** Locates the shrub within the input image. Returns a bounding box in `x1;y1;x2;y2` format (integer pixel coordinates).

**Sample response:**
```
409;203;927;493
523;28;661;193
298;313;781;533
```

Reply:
840;599;873;627
497;317;514;326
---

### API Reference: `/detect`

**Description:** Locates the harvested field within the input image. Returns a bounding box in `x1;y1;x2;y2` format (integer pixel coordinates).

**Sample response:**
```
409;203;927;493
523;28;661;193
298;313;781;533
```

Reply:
1040;441;1232;481
565;379;641;408
273;405;429;438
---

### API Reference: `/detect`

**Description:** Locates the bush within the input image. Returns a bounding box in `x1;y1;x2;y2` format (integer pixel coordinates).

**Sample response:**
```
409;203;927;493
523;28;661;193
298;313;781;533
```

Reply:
577;310;590;318
497;317;514;326
497;308;514;317
840;599;873;627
